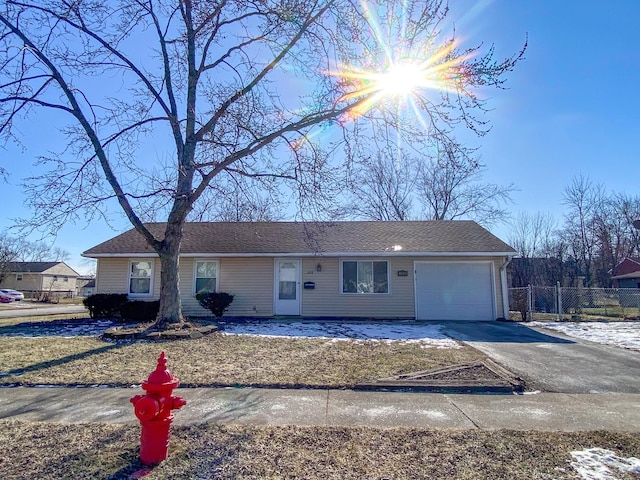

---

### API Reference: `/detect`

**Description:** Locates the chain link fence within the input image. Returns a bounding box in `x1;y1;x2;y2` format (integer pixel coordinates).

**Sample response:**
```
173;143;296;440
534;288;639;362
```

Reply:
508;284;640;321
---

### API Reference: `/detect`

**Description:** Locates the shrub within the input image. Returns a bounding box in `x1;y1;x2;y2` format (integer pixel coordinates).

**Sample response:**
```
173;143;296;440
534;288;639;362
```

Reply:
120;300;160;323
83;294;128;319
196;291;234;317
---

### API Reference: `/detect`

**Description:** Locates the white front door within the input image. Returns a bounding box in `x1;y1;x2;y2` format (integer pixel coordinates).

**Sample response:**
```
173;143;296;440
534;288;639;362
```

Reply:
274;259;301;315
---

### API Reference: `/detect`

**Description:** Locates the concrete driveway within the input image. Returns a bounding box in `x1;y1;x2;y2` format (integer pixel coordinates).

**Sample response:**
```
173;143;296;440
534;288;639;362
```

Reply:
438;321;640;394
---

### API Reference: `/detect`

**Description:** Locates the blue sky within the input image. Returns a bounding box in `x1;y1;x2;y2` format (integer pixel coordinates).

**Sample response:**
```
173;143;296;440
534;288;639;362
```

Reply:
1;0;639;274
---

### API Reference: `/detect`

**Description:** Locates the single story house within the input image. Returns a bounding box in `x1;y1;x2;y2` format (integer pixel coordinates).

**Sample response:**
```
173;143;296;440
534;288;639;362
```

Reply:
610;257;640;289
83;221;516;321
76;276;96;297
0;261;80;297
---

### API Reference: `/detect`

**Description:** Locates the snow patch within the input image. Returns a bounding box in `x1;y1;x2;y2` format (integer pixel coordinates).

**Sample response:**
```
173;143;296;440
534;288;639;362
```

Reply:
363;406;397;416
570;448;640;479
416;410;449;419
98;409;122;416
219;321;461;348
530;322;640;351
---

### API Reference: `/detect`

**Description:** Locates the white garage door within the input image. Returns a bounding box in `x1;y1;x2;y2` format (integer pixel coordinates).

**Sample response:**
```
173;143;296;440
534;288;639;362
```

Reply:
415;262;495;321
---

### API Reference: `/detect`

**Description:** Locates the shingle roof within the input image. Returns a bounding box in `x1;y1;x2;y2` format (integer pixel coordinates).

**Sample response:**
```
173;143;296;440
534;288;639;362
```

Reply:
611;257;640;278
7;262;64;273
83;221;515;257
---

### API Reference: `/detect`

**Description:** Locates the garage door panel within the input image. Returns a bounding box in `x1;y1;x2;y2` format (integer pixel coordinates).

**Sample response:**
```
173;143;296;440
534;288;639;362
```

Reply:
415;262;494;321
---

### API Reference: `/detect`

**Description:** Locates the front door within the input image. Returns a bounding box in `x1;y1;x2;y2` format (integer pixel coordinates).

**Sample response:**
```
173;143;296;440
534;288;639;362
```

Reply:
274;259;301;315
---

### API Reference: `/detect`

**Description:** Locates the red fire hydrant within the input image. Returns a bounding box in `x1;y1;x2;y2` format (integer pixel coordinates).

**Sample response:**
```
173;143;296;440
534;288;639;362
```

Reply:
130;352;187;466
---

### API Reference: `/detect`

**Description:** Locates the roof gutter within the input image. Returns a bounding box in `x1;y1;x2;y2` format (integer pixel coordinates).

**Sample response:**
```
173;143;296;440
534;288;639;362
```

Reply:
83;251;517;259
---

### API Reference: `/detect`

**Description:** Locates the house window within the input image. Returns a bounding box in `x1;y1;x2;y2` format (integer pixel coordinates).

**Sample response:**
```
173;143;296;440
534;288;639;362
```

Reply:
64;276;69;282
16;274;22;281
53;276;58;281
342;260;389;294
129;260;153;295
194;260;218;294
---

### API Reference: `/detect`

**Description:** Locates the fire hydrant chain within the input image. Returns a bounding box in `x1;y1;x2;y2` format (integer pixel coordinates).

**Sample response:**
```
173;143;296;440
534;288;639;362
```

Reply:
130;352;186;466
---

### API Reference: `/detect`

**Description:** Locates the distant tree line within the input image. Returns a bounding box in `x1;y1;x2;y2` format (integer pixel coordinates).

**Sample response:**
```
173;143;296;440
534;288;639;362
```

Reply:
508;175;640;288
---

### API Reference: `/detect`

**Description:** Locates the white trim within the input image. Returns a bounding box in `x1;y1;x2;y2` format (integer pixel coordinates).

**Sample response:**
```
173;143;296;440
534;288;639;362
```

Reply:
85;251;515;259
500;256;513;320
339;259;391;295
413;260;496;321
192;258;219;296
128;259;154;297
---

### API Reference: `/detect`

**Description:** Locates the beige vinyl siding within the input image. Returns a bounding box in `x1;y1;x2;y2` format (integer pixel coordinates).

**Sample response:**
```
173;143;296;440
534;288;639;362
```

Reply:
302;256;505;319
178;257;200;315
95;254;506;319
301;257;415;318
220;258;274;316
96;257;161;299
179;257;275;316
44;263;79;277
41;274;77;293
1;273;41;291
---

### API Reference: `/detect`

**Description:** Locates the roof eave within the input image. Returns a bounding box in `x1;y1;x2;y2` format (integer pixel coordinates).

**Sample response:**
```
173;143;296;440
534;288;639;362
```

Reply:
83;251;515;258
611;272;640;280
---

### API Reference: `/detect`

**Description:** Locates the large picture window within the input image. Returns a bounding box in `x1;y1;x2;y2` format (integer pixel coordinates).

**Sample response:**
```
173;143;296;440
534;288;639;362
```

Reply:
342;260;389;294
194;260;218;294
129;260;153;295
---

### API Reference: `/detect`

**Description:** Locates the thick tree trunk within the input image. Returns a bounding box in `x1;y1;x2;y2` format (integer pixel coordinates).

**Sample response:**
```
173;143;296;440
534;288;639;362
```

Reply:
154;220;186;330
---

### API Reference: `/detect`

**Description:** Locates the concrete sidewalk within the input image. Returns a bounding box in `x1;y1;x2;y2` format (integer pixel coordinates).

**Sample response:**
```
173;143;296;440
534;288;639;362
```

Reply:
1;386;638;432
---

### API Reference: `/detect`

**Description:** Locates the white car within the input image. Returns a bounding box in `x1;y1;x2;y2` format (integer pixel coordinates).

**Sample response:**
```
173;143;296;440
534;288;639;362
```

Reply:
0;289;24;301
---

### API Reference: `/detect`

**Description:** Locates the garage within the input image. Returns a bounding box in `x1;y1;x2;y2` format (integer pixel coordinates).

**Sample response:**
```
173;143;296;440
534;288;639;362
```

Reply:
414;261;496;321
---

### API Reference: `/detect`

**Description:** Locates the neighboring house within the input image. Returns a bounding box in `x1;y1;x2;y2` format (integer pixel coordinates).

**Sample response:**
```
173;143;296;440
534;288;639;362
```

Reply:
76;276;96;297
610;257;640;289
83;221;516;321
0;262;80;297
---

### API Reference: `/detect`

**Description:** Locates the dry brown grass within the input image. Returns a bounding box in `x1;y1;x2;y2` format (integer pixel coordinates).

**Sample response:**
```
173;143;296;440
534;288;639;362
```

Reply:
0;334;483;388
1;420;639;479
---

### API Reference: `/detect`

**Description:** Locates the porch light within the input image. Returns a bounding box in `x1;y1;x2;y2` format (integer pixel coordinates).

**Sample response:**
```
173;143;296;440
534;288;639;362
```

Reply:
316;263;322;272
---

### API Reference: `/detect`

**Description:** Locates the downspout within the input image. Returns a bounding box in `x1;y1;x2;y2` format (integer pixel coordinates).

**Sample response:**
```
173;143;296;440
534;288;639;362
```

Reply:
499;256;513;320
95;258;99;294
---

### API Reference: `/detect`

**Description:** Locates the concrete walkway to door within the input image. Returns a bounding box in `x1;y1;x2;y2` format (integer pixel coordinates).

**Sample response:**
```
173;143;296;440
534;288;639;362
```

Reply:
438;321;640;394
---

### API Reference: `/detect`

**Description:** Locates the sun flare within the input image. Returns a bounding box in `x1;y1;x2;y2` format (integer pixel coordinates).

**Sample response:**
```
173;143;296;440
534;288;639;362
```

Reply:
377;62;432;97
331;39;468;121
323;0;475;123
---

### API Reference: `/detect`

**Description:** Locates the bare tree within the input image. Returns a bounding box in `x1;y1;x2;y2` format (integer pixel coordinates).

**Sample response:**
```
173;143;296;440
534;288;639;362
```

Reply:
188;175;284;222
508;211;561;286
416;140;514;227
590;192;640;286
346;152;415;221
561;175;606;286
0;233;19;283
0;0;524;328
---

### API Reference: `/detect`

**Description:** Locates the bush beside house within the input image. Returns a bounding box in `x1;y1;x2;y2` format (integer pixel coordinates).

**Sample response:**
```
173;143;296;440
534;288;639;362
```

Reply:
196;291;234;317
83;294;159;322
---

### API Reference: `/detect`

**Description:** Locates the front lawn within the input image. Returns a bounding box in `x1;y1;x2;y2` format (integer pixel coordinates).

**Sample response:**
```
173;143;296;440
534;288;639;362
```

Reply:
0;332;483;388
1;420;639;479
